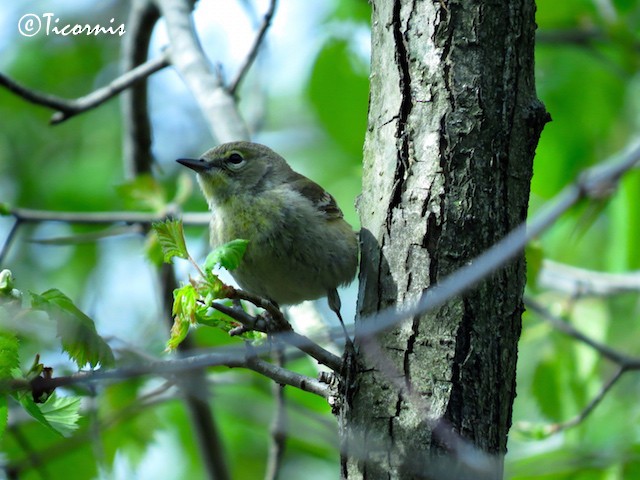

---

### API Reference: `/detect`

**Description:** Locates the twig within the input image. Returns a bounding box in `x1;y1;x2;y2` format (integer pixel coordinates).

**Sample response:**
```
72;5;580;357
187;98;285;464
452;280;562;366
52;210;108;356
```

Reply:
229;0;278;95
0;54;169;125
545;367;625;435
154;0;250;142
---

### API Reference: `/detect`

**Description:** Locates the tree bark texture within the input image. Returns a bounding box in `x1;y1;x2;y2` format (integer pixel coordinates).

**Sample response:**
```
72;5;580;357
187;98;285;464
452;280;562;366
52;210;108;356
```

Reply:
341;1;548;479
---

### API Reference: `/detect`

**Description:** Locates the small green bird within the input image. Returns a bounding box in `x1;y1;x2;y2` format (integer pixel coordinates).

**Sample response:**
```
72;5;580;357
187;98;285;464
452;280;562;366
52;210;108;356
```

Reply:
177;141;358;325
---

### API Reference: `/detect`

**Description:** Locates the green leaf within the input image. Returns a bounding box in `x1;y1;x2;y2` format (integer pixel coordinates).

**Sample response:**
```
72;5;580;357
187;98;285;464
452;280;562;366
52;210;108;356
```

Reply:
0;202;11;216
144;229;165;267
166;317;190;352
19;392;80;437
0;331;20;381
116;174;167;212
308;38;369;156
38;393;81;437
166;284;199;351
204;239;249;272
152;219;189;263
31;289;115;369
172;284;198;321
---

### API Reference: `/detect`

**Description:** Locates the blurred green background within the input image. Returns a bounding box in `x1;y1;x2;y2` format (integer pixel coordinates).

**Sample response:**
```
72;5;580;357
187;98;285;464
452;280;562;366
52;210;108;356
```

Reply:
1;0;639;478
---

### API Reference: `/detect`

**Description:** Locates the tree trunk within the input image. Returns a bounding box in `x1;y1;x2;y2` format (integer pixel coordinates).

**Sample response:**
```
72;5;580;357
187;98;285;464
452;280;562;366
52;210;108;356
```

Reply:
340;1;548;479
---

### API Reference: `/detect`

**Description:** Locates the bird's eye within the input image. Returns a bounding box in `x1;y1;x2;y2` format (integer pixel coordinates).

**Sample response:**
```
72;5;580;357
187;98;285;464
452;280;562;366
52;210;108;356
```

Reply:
228;152;244;165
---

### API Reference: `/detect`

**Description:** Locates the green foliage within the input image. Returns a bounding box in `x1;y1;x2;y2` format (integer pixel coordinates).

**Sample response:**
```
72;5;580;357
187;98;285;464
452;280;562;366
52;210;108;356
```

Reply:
153;219;258;350
307;37;369;157
152;219;189;263
30;288;115;369
204;239;249;272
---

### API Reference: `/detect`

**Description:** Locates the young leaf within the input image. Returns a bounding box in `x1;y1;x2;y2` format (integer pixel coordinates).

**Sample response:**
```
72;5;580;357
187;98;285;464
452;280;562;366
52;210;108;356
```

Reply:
152;219;189;263
166;316;190;352
31;289;115;369
172;284;198;322
166;284;199;351
0;269;21;301
204;239;249;272
19;392;80;437
144;230;165;267
39;393;81;437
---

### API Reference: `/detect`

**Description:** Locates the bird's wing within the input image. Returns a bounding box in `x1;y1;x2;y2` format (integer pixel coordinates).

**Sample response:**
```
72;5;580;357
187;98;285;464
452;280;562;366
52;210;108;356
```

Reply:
287;173;344;220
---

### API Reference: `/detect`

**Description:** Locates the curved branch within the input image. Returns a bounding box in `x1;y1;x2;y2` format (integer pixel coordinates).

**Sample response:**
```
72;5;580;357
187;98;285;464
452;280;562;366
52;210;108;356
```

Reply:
154;0;250;142
0;54;168;125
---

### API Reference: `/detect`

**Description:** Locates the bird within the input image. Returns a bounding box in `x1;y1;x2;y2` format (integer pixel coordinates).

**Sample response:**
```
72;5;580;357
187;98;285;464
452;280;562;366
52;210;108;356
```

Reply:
177;141;358;330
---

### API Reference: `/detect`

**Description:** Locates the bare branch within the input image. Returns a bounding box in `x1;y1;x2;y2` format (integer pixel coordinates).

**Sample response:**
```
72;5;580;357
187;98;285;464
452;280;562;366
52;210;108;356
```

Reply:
539;260;640;296
229;0;278;95
0;54;168;125
210;301;343;372
154;0;250;142
7;207;210;226
3;345;331;399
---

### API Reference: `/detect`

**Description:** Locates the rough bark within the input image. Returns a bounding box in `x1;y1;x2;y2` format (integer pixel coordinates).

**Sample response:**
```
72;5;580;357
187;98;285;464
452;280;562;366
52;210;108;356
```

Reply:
340;1;548;479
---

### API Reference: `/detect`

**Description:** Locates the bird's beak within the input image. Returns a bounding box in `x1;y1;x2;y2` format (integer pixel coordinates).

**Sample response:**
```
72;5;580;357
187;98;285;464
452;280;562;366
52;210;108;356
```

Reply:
176;158;211;173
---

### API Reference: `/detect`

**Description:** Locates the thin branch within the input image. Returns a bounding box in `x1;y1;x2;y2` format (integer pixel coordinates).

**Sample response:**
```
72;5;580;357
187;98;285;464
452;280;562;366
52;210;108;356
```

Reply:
0;219;21;265
229;0;278;95
0;53;169;125
525;296;640;369
538;259;640;296
209;301;343;372
54;52;170;124
154;0;250;142
247;355;330;399
545;366;625;435
7;207;210;226
3;345;332;399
